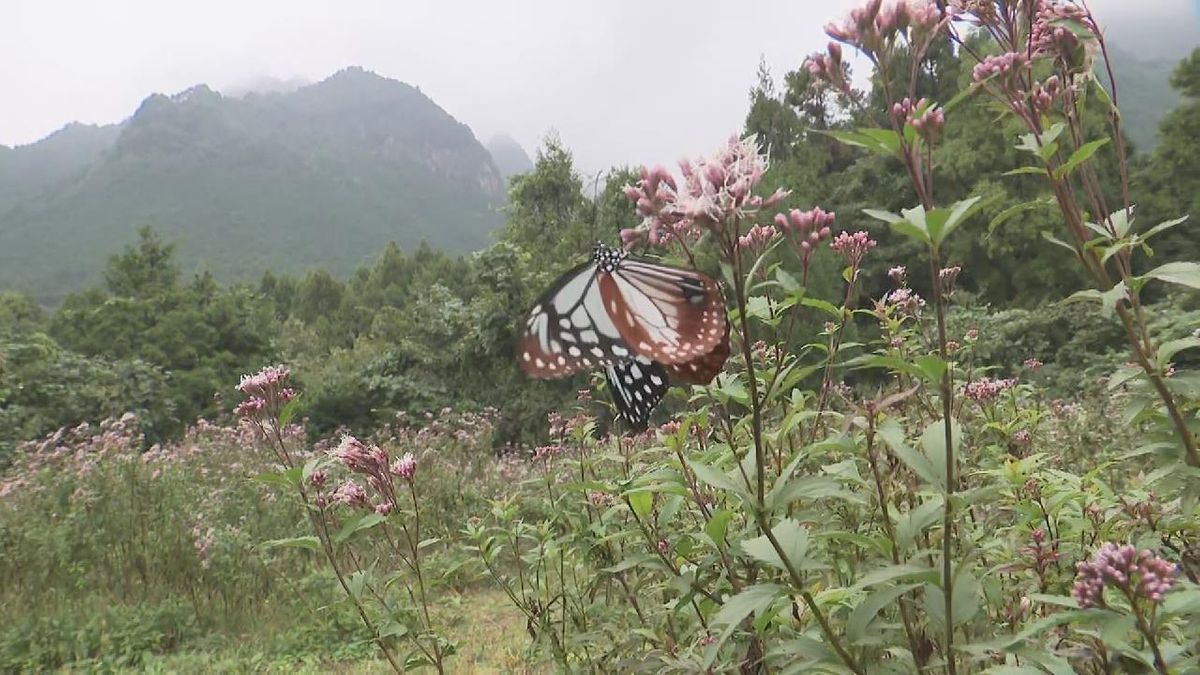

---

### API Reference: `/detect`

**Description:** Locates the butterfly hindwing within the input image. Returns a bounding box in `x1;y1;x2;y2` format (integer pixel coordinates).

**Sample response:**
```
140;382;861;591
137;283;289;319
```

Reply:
599;258;727;366
665;318;731;385
605;356;669;430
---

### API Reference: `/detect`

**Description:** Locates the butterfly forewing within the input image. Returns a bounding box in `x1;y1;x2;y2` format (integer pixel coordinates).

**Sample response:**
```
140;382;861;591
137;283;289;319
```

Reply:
605;356;669;429
599;258;726;365
519;261;637;379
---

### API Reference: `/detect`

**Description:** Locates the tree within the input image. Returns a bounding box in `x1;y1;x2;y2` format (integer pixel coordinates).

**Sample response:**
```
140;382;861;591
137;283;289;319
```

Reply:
1135;48;1200;265
103;226;180;299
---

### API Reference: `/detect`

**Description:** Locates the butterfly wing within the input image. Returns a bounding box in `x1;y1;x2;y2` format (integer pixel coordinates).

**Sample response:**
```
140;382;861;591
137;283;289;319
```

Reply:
519;261;637;379
605;356;669;429
598;257;727;366
666;318;731;385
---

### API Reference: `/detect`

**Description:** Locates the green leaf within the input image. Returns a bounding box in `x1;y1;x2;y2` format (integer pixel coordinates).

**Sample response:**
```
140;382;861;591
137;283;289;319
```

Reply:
818;128;902;156
334;513;388;545
627;490;653;519
800;297;841;318
854;564;939;589
1004;166;1048;176
863;208;903;224
1141;261;1200;290
687;459;747;499
1141;215;1188;241
741;519;810;572
262;535;320;552
848;583;921;644
919;420;962;491
712;583;787;628
1158;337;1200;366
1053;137;1109;179
988;198;1054;236
705;509;735;548
896;496;944;551
1041;230;1078;254
914;353;947;385
929;195;985;246
278;395;302;428
1099;281;1128;317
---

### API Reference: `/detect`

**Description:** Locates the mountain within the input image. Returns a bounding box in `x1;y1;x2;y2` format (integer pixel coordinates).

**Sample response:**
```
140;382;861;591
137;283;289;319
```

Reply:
0;67;505;304
486;134;534;180
0;122;121;213
1104;44;1184;153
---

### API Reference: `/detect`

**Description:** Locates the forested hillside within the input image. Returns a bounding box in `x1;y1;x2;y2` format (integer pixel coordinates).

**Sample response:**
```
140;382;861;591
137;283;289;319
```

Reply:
0;68;508;304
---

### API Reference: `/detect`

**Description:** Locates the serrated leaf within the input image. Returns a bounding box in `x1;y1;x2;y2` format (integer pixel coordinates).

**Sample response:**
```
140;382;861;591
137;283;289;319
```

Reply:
1141;215;1188;241
863;208;903;224
1041;230;1078;254
1053;137;1109;179
627;490;653;519
848;583;921;644
334;513;388;545
854;563;939;589
1099;281;1128;317
988;198;1053;236
1004;166;1047;176
741;519;810;572
1141;261;1200;290
705;509;735;548
1158;337;1200;366
896;496;944;551
711;583;786;628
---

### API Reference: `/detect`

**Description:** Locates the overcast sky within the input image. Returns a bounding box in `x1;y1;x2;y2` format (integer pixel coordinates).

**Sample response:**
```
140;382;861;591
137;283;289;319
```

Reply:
2;1;1197;175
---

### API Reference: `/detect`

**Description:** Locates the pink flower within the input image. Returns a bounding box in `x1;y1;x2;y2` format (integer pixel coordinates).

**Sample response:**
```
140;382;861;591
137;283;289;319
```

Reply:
332;480;370;509
737;223;780;252
1013;429;1032;445
390;452;417;482
1023;358;1043;371
234;397;266;418
888;265;907;284
831;230;877;268
1073;543;1177;608
589;491;608;507
237;365;291;399
963;377;1017;404
972;51;1028;83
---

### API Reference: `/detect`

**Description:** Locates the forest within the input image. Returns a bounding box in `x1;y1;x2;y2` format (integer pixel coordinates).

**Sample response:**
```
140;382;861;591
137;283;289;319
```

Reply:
1;1;1199;672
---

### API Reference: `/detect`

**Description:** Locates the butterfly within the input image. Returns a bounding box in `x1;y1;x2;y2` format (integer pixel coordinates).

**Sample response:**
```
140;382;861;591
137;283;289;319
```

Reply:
520;242;730;428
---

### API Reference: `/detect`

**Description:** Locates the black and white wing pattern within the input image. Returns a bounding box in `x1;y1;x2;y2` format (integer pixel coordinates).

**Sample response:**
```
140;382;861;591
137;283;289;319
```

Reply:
519;243;725;379
518;257;636;379
605;356;670;430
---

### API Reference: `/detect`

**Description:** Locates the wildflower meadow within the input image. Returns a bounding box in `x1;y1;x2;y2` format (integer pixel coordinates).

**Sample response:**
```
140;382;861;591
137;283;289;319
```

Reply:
2;1;1200;673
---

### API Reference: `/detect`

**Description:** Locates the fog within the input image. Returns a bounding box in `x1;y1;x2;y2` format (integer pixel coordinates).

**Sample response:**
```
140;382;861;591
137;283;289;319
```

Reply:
2;0;1196;174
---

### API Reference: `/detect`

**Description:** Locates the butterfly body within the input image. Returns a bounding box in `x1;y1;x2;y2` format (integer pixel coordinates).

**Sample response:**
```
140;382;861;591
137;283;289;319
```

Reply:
520;243;730;428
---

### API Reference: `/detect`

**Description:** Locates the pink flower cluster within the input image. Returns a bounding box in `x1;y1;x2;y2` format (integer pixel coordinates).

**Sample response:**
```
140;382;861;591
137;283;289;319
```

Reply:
884;287;926;315
737;223;780;252
963;376;1016;404
825;0;947;54
1073;543;1176;608
327;434;417;513
971;51;1029;83
235;365;295;420
1030;0;1097;59
620;136;789;250
804;42;851;94
892;97;946;140
831;230;877;269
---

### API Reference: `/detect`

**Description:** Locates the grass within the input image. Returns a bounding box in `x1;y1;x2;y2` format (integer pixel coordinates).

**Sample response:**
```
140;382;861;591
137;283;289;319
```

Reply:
50;587;539;674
